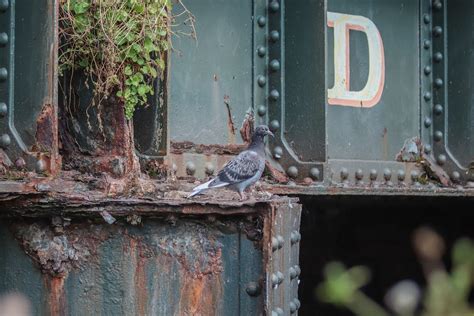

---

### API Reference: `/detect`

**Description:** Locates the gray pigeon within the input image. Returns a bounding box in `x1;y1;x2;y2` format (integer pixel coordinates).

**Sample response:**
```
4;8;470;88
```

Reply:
188;125;274;200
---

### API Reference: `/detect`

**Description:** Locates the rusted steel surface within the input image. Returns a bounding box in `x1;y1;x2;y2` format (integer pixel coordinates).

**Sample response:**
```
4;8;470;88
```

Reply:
170;142;246;156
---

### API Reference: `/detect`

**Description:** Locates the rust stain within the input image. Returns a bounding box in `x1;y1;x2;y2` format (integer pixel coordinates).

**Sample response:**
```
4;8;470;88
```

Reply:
382;127;388;161
265;161;289;184
131;238;148;316
223;95;236;144
240;112;254;145
45;276;66;316
171;142;245;155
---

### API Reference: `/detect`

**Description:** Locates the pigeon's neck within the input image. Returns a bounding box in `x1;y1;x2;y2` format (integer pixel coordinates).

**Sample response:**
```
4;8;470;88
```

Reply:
247;134;265;156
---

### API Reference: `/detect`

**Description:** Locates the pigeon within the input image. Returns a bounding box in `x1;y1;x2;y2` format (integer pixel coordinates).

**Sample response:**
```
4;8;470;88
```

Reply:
188;125;274;200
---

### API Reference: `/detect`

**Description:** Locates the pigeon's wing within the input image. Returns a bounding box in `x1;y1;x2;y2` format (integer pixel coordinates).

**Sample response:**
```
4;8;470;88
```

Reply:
210;150;263;187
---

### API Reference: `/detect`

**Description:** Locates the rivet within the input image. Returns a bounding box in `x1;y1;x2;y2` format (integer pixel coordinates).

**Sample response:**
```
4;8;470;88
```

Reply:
423;14;431;24
272;272;284;285
271;273;279;285
340;168;349;181
290;302;297;313
410;170;419;182
355;169;363;181
434;52;443;62
434;104;443;115
273;146;283;159
35;159;47;173
289;267;297;279
269;30;280;42
276;235;284;248
0;68;7;81
424;66;431;75
204;163;214;176
397;170;406;181
369;169;377;181
383;168;392;181
290;231;301;244
269;120;280;132
424;144;432;154
269;1;280;12
437;154;446;165
271;237;279;251
434;78;443;88
269;89;279;101
257;46;266;57
257;75;266;87
433;1;442;11
424;117;432;128
0;133;10;148
434;130;443;141
245;282;261;297
257;105;266;116
275;308;284;315
15;158;25;169
185;161;196;175
269;59;280;72
309;167;320;181
294;299;301;310
433;26;443;37
451;171;461;182
294;265;301;277
276;271;284;283
424;92;431;101
257;16;266;27
287;166;298;178
0;0;8;12
0;102;7;117
0;33;7;46
423;40;431;49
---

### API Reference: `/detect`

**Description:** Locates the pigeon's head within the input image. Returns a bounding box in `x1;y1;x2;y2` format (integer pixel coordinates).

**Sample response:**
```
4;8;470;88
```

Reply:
254;125;274;138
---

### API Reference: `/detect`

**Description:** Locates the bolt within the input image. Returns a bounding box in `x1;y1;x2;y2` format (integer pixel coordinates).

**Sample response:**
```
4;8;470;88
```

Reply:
269;120;280;132
309;167;320;181
204;162;214;176
287;166;298;178
434;130;443;141
424;117;432;128
270;59;280;72
257;45;266;57
35;159;47;173
0;102;7;116
424;144;432;154
257;75;266;87
434;104;443;115
270;30;280;42
269;1;280;12
383;168;392;181
245;282;261;296
273;146;283;159
355;169;363;181
424;65;431;75
437;154;446;165
340;168;349;181
434;78;443;87
257;16;266;27
0;133;10;148
0;33;7;46
434;52;443;62
270;89;279;101
257;105;266;116
433;26;443;37
0;68;7;81
369;169;378;181
185;161;196;175
397;170;406;181
451;171;461;182
424;92;431;101
15;158;25;169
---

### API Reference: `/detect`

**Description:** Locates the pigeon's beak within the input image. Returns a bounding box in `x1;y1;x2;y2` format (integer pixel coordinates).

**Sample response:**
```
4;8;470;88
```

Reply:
267;130;274;137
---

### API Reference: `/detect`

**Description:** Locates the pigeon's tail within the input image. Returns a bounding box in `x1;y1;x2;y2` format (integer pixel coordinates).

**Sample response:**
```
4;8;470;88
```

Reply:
187;179;228;198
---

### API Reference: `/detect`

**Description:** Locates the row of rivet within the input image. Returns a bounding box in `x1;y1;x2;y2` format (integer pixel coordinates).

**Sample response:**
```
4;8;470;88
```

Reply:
0;0;9;150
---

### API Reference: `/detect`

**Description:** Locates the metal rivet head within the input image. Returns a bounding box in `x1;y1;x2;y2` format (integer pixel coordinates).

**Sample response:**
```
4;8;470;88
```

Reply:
257;46;266;57
270;59;280;72
434;104;443;115
290;302;297;313
0;33;8;46
369;169;377;181
276;235;284;247
271;273;279;285
272;272;284;285
434;78;443;88
340;168;349;180
269;1;280;12
423;14;431;24
269;120;280;132
0;68;7;81
257;105;266;116
434;52;443;62
289;267;297;279
433;1;442;10
451;171;461;182
257;75;266;87
245;282;261;297
270;89;279;101
309;167;320;181
0;0;8;11
294;265;301;276
423;40;431;49
294;299;301;309
273;146;283;159
35;159;47;173
433;26;443;37
270;30;280;42
424;92;432;101
290;231;301;244
355;169;363;181
424;66;431;75
204;163;214;176
15;158;26;169
275;308;284;315
410;170;419;182
185;161;196;175
383;168;392;181
287;166;298;178
0;102;7;117
424;117;432;128
437;154;446;165
424;144;432;154
271;237;279;251
0;133;10;148
257;16;266;27
397;170;406;181
434;130;443;141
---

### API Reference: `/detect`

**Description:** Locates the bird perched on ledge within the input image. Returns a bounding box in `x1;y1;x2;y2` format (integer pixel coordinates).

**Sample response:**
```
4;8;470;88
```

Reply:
188;125;274;200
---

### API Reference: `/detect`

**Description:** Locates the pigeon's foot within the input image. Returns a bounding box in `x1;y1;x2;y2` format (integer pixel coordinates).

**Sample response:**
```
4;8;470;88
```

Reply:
238;191;248;201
